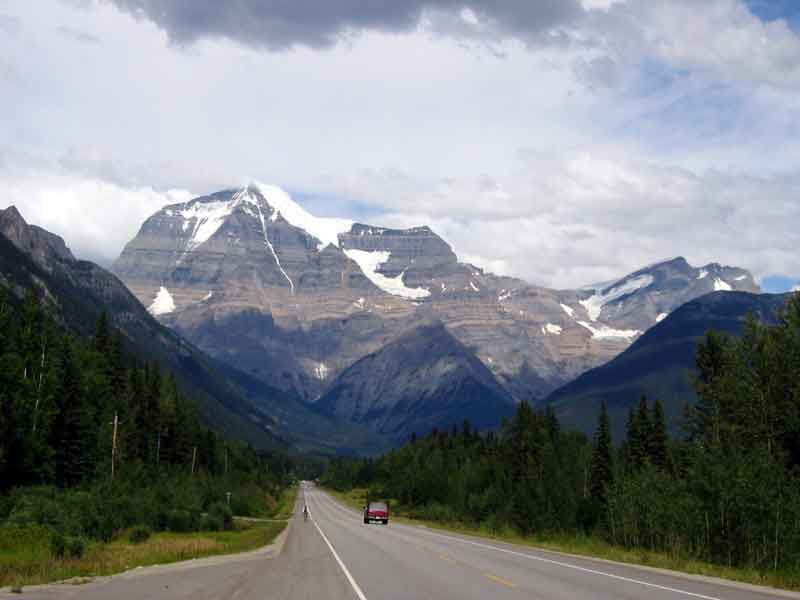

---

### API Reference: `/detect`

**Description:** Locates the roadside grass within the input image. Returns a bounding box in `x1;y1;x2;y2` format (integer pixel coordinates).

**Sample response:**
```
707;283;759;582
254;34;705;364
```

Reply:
0;519;286;589
273;484;299;520
325;487;800;592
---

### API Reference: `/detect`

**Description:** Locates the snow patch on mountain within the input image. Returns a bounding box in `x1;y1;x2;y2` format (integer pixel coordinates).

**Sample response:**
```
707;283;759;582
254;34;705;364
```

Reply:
697;269;708;280
713;278;732;292
577;320;640;340
180;199;238;252
734;275;748;281
579;275;654;321
314;363;330;380
149;287;176;316
656;312;668;322
343;249;431;299
253;196;295;294
560;303;575;317
542;323;563;335
253;182;352;251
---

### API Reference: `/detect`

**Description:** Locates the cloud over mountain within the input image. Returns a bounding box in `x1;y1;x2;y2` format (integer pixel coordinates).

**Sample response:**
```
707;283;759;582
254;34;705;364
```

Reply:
108;0;583;50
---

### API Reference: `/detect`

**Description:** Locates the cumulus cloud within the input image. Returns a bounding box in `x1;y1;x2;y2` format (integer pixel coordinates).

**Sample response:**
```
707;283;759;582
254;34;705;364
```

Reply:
634;0;800;91
108;0;583;50
102;0;800;94
320;153;800;288
0;157;191;265
1;148;798;290
1;0;798;290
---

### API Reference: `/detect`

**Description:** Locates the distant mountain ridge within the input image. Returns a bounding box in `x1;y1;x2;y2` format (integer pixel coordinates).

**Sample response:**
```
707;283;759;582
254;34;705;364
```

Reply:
112;184;760;438
545;291;790;439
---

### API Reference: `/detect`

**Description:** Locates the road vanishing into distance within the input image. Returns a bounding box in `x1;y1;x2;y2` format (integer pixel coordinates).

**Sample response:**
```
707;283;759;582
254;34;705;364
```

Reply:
5;482;798;600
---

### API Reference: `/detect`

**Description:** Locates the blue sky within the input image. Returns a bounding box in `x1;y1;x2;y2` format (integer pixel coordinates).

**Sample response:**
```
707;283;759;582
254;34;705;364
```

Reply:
747;0;800;28
0;0;798;290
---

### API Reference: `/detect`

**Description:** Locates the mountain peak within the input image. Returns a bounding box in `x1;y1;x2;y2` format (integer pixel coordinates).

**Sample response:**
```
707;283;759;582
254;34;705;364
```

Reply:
0;205;75;269
0;205;26;224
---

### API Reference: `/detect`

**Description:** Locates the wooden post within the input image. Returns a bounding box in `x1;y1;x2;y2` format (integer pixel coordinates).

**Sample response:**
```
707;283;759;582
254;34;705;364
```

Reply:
225;447;229;475
191;446;197;476
110;412;119;481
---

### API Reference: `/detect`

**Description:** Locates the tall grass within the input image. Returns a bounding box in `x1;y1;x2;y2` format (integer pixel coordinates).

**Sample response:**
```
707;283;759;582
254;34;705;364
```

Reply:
0;520;286;588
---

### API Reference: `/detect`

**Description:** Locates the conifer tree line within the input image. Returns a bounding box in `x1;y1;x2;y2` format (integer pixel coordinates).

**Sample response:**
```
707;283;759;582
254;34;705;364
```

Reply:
1;288;292;541
324;293;800;574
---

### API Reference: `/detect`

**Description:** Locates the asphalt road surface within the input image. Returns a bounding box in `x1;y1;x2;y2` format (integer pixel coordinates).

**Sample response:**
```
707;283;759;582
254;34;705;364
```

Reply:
5;483;799;600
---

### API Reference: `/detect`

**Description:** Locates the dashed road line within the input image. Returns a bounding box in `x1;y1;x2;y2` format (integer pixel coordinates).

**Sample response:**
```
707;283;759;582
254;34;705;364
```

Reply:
485;574;517;589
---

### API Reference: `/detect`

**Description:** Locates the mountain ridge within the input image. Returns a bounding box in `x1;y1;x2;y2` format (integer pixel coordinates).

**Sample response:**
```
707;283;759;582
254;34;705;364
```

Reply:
0;205;390;456
111;184;760;437
545;290;791;439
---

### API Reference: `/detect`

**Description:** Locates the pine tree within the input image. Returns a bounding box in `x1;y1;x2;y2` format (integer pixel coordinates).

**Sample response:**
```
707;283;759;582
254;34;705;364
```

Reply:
546;405;560;446
691;330;731;446
93;311;111;356
589;402;613;505
625;407;641;472
52;337;92;487
649;398;669;471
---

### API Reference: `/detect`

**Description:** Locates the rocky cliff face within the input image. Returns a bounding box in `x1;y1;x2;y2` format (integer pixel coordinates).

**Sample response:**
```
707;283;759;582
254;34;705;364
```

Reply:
316;321;516;442
0;206;76;272
113;184;761;419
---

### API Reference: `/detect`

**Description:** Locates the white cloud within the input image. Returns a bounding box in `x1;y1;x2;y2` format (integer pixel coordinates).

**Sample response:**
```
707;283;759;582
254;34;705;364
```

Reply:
0;0;797;289
793;285;800;293
637;0;800;91
320;152;800;289
0;158;191;265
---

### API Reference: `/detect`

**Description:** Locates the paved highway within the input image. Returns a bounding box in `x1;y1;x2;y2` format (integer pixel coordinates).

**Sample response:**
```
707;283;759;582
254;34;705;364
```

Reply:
5;483;798;599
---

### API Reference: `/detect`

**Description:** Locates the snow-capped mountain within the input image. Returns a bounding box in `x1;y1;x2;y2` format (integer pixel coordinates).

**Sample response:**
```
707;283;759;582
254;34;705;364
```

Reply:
113;184;760;429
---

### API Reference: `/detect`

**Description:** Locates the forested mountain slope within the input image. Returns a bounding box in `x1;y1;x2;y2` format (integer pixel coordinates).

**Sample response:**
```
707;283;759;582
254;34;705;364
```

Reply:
545;291;790;438
0;206;389;456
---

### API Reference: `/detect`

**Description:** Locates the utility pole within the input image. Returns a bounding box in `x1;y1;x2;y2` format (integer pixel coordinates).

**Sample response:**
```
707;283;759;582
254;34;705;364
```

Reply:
191;446;197;476
224;446;229;475
32;341;46;433
110;412;120;481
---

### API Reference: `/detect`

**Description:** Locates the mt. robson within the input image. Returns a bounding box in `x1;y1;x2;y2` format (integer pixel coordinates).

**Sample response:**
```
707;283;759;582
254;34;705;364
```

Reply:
113;183;759;442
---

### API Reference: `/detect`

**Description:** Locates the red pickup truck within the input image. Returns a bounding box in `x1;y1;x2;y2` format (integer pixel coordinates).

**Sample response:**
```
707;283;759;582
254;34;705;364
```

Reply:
363;501;390;525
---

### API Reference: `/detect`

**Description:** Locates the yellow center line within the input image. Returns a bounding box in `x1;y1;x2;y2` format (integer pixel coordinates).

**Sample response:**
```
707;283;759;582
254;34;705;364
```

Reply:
485;573;517;589
439;554;457;564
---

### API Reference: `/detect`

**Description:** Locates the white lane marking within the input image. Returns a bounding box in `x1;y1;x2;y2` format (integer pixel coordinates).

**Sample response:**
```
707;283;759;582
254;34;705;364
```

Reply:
411;528;721;600
311;513;369;600
318;491;720;600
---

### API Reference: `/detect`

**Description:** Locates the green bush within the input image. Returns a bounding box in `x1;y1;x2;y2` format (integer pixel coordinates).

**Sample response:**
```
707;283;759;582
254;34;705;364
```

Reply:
200;514;224;532
165;509;200;533
66;536;86;558
129;525;152;544
208;502;234;531
49;533;86;558
49;532;66;558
